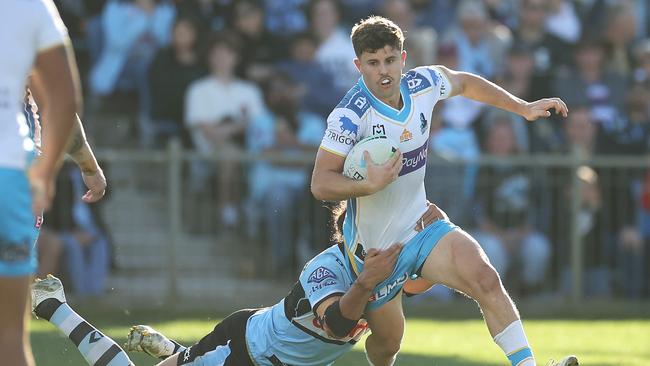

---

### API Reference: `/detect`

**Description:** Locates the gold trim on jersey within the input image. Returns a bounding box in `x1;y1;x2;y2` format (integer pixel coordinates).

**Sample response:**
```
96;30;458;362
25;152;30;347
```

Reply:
318;145;347;157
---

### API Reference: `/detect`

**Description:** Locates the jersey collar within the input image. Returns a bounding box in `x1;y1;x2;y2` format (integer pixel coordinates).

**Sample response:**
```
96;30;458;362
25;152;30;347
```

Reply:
357;75;412;123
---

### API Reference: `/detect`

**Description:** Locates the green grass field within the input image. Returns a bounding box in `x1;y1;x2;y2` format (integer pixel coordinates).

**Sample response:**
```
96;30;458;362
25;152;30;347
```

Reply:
31;305;650;366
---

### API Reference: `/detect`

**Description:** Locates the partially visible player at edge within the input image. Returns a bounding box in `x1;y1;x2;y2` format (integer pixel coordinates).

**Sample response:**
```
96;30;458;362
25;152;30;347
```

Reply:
0;0;80;365
26;75;129;364
311;16;577;366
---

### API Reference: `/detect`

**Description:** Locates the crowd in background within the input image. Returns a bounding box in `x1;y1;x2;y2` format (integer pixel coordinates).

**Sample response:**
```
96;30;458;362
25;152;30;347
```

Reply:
45;0;650;299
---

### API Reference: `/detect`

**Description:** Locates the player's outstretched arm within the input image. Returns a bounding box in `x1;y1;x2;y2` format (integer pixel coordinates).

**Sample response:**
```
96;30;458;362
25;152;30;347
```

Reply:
29;76;106;203
314;243;403;338
437;65;569;121
311;148;403;201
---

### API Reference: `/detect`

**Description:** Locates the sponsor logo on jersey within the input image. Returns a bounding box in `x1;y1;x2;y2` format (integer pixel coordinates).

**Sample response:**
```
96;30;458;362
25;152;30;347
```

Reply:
399;140;428;176
326;129;355;145
308;266;337;283
372;124;386;136
369;273;409;302
399;128;413;142
339;116;359;136
420;113;428;134
407;78;422;90
311;278;337;292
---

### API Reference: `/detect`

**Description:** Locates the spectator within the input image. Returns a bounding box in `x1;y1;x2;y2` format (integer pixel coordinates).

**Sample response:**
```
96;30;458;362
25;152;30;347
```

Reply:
545;0;581;44
597;83;650;155
473;118;552;294
340;0;379;27
263;0;308;38
90;0;176;147
411;0;458;35
309;0;359;95
276;32;339;118
381;0;437;70
176;0;233;33
602;2;638;76
42;163;112;298
246;72;325;276
554;36;627;127
510;0;572;100
185;33;264;229
558;166;612;298
231;0;283;81
441;0;511;79
148;17;206;147
562;106;597;156
426;42;480;226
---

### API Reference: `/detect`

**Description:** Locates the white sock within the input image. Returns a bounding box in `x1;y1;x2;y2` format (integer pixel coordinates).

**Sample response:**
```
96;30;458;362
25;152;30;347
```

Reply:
493;320;535;366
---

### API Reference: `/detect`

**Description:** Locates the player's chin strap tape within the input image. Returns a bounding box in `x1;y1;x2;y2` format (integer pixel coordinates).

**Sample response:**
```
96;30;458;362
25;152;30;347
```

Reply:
323;301;359;338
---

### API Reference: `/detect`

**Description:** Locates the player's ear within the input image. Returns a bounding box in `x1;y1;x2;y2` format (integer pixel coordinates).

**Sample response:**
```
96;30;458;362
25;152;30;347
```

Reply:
354;58;361;72
401;50;407;67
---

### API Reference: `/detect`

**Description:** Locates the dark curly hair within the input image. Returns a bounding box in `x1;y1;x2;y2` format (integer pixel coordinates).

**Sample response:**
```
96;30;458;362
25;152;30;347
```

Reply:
350;16;404;57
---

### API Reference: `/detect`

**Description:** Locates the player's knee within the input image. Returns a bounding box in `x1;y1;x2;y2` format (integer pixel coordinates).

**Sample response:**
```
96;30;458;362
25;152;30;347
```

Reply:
471;263;502;298
372;333;402;356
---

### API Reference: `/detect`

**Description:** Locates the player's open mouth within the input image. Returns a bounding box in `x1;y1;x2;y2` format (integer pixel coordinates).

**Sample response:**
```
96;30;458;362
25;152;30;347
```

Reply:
380;78;392;88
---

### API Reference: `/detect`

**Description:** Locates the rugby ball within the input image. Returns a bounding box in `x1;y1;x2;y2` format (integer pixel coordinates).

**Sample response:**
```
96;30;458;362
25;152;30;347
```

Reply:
343;135;398;180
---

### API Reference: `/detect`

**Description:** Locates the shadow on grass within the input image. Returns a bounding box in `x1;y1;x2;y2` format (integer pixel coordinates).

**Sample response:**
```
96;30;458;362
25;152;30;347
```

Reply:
340;349;502;366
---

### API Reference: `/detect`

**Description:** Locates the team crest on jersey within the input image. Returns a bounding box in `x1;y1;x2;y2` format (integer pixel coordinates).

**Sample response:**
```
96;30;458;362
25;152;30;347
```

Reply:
339;116;358;137
420;113;428;134
307;267;336;283
400;128;413;142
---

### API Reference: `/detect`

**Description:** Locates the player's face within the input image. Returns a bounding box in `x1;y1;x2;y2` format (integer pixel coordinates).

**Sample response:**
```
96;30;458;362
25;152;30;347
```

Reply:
354;46;406;105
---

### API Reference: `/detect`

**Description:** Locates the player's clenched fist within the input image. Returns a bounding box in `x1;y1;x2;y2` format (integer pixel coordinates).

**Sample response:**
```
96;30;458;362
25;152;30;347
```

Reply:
357;243;403;289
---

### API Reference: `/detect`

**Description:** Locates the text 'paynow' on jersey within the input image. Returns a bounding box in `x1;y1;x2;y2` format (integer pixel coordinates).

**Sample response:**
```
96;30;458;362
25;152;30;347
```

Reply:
319;65;452;275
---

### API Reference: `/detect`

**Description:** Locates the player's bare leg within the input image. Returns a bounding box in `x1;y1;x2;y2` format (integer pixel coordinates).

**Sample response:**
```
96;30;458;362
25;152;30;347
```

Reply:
422;230;519;334
0;276;34;366
365;291;404;366
420;229;578;366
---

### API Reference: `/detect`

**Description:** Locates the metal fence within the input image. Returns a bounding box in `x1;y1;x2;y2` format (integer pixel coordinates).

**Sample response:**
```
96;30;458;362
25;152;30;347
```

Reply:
95;140;650;306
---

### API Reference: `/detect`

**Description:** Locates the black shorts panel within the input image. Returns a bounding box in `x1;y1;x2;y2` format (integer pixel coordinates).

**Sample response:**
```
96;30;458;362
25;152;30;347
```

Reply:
178;309;258;366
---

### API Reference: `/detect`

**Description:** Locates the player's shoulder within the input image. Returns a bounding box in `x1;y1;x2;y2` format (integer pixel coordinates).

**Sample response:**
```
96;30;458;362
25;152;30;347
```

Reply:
403;65;445;93
333;82;371;119
300;246;348;282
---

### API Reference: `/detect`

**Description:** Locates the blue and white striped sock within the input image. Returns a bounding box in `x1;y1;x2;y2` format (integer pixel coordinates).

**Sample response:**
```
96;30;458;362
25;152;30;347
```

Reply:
494;320;535;366
34;299;133;366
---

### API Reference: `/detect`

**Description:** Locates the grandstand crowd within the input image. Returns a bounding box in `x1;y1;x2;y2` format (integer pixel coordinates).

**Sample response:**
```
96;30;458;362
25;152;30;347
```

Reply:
44;0;649;299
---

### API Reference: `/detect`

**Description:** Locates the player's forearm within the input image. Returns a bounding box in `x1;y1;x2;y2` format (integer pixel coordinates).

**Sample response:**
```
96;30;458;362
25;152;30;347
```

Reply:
311;169;374;201
456;72;528;118
338;278;375;320
66;115;100;174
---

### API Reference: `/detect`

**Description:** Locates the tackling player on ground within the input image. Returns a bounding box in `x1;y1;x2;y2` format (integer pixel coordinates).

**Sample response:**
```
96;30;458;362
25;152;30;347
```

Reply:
311;16;577;366
32;242;405;365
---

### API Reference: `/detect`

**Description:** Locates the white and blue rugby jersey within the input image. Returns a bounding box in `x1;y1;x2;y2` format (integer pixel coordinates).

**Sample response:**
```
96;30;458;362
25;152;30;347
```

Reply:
319;66;452;274
0;0;67;170
246;245;369;366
